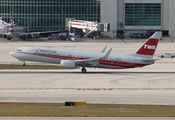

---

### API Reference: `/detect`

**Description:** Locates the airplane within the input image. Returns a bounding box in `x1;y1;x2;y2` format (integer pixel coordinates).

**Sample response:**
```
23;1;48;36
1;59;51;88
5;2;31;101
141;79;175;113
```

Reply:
7;26;61;41
0;24;11;38
6;26;39;40
0;11;17;39
0;20;7;29
0;20;9;37
9;31;162;73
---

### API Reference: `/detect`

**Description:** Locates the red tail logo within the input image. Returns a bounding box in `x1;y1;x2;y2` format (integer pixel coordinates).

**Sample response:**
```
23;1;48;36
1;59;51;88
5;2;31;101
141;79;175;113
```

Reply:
143;44;156;50
136;38;158;55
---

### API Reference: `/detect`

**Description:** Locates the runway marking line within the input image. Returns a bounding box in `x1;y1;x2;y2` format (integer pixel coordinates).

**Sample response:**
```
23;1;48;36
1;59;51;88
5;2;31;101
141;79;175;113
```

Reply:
134;101;147;105
0;88;175;90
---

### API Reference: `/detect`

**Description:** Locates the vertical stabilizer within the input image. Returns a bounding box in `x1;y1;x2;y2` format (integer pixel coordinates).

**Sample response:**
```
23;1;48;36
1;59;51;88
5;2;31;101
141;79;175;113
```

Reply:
10;10;14;28
129;31;162;58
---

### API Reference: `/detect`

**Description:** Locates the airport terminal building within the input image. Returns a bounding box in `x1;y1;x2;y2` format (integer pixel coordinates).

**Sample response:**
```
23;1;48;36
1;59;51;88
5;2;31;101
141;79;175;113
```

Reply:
100;0;174;37
0;0;100;31
0;0;175;36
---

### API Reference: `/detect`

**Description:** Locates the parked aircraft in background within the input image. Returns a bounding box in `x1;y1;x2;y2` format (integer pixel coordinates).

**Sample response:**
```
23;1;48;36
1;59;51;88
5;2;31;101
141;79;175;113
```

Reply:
0;20;7;29
0;24;11;38
9;31;162;73
7;26;41;40
0;20;9;37
0;11;16;38
2;22;60;41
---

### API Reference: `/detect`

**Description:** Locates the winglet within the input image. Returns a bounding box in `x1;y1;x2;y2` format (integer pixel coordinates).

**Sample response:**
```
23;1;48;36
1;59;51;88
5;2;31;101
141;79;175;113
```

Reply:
101;48;112;59
100;45;107;53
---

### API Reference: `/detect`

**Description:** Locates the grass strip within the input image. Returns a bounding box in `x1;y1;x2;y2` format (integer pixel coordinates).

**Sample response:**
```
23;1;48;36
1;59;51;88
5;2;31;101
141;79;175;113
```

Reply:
0;103;175;117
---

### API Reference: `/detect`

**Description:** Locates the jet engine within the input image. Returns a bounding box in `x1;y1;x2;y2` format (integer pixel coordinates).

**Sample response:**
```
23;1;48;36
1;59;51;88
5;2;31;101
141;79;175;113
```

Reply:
27;34;33;39
60;60;76;68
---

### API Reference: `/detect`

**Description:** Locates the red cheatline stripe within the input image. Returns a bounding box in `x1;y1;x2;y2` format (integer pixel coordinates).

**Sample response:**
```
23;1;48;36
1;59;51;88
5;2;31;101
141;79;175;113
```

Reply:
16;52;148;68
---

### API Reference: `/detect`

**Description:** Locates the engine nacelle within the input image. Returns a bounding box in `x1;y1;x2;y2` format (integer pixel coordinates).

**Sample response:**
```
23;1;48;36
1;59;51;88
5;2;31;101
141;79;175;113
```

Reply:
27;34;34;39
60;60;76;69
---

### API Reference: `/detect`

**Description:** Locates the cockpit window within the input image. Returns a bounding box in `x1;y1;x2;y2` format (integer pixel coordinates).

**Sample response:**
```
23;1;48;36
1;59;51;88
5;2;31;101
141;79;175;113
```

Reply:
16;48;22;52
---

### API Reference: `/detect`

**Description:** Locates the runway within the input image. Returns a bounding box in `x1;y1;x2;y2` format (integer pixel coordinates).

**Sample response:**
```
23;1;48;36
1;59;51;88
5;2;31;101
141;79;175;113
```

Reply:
0;69;175;105
1;68;175;90
1;89;175;105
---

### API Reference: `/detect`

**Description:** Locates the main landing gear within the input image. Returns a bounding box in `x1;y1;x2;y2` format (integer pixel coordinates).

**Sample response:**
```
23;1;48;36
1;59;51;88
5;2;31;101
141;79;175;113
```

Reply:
81;67;87;73
23;62;26;67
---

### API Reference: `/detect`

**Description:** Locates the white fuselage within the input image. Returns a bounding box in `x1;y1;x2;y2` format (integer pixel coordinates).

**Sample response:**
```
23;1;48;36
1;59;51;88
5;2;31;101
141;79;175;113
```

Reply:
8;26;26;38
10;47;153;69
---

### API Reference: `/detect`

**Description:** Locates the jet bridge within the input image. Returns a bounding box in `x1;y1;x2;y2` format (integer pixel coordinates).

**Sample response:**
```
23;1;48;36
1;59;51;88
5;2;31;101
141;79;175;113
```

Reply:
68;19;110;38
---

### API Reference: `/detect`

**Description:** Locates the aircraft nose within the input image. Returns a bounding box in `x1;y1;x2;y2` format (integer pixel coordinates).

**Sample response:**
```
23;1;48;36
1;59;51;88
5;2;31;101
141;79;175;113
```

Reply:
9;52;14;56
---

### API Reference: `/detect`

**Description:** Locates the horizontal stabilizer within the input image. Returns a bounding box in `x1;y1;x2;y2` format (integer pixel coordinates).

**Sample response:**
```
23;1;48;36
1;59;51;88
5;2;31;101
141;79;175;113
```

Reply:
142;58;160;62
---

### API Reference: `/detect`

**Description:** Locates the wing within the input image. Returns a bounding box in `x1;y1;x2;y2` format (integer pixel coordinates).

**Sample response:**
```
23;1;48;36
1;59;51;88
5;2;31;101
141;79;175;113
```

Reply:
75;48;112;66
19;30;60;36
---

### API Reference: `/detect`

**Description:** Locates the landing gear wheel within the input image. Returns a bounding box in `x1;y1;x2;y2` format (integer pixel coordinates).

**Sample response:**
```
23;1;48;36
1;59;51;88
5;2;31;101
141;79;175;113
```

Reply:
7;38;11;40
81;67;87;73
23;63;26;67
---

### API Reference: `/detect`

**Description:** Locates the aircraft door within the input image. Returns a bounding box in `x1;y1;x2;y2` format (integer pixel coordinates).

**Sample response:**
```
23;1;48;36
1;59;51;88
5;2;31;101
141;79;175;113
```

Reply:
130;58;134;66
28;48;35;61
72;54;79;60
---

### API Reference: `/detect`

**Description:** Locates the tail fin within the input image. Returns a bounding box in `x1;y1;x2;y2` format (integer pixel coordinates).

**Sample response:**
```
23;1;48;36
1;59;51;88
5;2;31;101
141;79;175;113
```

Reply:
128;31;162;59
129;31;162;58
10;10;15;28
